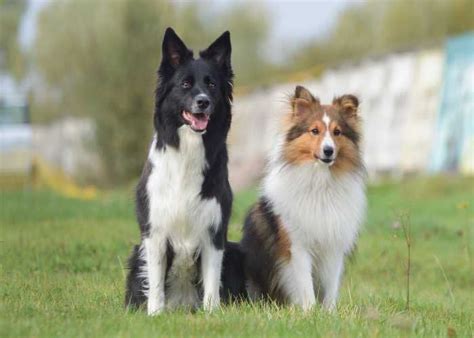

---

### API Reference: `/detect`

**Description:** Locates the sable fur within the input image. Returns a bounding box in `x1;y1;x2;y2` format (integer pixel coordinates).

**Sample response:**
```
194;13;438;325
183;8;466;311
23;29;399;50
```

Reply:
239;85;367;311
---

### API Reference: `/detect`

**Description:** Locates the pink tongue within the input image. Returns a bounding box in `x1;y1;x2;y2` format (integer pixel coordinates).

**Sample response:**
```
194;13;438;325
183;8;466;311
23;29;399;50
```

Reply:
191;115;208;130
183;111;209;131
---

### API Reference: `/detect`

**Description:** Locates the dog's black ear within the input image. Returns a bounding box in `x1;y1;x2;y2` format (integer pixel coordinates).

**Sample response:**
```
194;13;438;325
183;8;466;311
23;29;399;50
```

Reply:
200;31;232;71
160;27;192;72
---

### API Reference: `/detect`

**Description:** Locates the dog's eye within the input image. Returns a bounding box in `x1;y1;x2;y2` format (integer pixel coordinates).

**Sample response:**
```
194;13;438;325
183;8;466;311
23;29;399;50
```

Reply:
311;128;319;135
181;80;192;89
334;129;341;136
208;82;216;89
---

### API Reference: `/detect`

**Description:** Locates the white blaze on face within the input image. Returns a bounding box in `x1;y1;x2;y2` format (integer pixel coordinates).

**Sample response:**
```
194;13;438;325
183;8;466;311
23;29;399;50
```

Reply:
322;113;335;157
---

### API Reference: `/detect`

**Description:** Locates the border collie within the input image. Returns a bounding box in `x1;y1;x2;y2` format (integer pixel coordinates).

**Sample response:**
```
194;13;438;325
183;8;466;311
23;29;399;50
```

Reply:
125;28;233;315
239;86;366;311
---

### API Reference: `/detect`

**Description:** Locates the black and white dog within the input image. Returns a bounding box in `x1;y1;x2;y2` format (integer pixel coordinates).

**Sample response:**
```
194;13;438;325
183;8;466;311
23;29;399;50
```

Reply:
125;28;233;315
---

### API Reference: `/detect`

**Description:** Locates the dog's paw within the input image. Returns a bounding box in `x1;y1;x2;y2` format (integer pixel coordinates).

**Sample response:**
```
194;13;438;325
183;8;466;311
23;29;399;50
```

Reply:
301;300;315;313
203;294;220;312
322;299;337;313
147;299;164;316
147;309;162;316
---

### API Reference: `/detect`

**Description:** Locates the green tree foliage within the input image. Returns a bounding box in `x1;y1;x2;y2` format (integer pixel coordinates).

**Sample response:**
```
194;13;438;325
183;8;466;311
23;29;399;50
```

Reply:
0;0;27;79
216;3;270;87
34;0;270;184
35;0;173;184
293;0;474;71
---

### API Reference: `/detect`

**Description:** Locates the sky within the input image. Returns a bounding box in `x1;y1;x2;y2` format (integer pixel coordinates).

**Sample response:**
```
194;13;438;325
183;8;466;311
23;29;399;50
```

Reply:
265;0;355;59
211;0;356;61
18;0;355;62
18;0;48;51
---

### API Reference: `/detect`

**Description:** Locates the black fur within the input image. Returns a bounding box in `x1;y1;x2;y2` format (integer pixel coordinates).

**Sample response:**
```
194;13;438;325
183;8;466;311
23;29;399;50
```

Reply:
135;161;152;237
220;198;291;303
239;198;287;301
126;240;188;309
221;241;248;302
125;27;234;310
337;116;361;145
125;245;147;309
286;123;308;142
154;29;233;152
259;197;280;233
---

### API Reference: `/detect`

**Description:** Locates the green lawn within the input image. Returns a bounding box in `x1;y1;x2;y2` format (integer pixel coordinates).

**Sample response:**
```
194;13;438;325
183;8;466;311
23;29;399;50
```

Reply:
1;176;473;337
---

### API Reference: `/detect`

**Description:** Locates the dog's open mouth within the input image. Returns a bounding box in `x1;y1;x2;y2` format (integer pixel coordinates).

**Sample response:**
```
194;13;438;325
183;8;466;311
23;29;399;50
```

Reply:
182;111;210;132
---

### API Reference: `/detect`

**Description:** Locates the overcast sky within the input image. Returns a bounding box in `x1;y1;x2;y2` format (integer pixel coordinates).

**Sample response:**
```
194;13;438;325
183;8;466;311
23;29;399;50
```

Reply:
265;0;355;57
19;0;357;62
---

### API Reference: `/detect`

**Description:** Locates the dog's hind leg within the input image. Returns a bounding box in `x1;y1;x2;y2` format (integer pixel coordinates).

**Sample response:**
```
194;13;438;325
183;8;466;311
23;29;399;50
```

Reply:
125;244;147;309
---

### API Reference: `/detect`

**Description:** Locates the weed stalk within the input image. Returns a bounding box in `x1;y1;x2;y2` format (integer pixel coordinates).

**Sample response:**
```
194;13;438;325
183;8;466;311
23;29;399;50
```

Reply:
400;213;411;311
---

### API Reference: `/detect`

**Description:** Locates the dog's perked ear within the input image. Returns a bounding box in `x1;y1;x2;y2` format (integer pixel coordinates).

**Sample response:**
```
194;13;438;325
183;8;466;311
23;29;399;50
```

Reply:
200;31;232;72
294;85;317;103
291;85;319;117
160;27;193;74
333;95;359;118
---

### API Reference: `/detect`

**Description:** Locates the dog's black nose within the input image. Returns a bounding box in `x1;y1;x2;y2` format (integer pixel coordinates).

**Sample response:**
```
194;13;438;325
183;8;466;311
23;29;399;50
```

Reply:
323;146;334;157
196;96;210;110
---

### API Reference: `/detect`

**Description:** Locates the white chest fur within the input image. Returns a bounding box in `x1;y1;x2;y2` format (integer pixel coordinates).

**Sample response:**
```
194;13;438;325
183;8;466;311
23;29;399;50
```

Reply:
263;162;366;255
143;127;224;313
146;127;222;253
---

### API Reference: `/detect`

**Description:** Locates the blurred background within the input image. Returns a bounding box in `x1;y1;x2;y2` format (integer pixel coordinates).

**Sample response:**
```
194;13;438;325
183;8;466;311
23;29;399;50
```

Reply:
0;0;473;194
1;3;473;335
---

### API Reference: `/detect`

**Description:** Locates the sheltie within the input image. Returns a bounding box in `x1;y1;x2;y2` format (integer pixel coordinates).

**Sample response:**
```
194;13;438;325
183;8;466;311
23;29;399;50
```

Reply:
239;85;366;311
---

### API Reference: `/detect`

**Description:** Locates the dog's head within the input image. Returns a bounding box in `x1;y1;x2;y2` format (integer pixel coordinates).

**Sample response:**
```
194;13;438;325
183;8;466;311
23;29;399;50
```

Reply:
283;86;362;174
155;28;233;136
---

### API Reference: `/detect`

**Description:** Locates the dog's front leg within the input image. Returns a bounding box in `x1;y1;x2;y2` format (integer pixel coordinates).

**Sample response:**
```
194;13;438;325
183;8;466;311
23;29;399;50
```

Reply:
144;233;167;316
279;247;316;311
319;252;344;312
201;242;224;311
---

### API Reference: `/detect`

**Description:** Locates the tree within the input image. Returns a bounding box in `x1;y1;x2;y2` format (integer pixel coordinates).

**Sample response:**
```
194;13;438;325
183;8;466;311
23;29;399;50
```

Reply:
291;0;474;72
0;0;27;79
216;3;270;87
35;0;176;183
34;0;271;184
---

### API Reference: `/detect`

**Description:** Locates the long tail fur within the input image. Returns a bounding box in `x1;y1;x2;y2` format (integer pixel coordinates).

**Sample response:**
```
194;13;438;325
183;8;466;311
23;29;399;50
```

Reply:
221;241;248;302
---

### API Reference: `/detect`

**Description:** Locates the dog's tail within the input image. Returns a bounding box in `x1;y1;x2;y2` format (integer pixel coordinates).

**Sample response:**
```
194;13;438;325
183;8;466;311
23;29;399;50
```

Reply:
221;241;248;302
124;244;147;310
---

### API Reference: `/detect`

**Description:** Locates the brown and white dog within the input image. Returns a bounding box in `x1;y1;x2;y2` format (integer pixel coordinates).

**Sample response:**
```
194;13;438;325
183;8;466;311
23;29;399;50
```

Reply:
239;85;366;311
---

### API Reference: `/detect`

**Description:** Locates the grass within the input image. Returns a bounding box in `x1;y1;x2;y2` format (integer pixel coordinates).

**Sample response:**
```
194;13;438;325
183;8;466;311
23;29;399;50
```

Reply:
1;175;473;337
